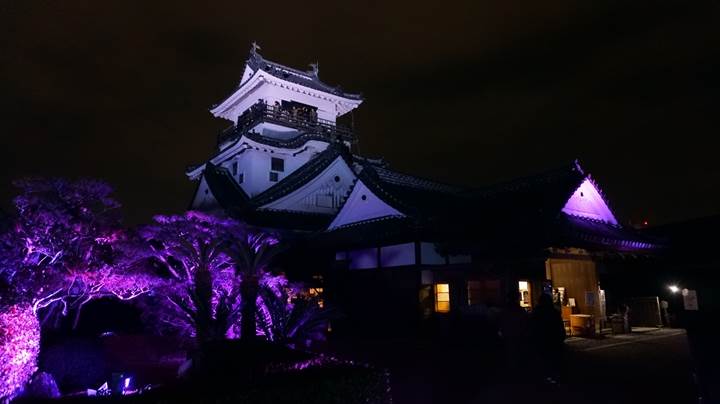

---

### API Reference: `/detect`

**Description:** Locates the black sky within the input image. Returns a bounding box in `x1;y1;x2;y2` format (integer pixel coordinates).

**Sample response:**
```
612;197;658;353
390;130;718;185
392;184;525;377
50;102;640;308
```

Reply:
1;0;719;226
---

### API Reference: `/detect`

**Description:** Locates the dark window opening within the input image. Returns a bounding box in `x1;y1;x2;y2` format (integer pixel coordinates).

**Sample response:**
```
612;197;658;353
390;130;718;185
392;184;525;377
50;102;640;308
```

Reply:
269;172;279;182
271;157;285;172
238;173;244;184
334;176;341;182
232;161;238;176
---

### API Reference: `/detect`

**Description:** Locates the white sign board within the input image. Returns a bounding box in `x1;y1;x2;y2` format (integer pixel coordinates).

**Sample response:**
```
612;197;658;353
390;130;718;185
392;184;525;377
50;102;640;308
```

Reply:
682;289;699;311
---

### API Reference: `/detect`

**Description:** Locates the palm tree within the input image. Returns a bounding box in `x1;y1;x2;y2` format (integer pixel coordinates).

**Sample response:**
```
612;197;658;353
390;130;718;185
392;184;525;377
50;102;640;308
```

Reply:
139;212;241;344
228;232;281;342
257;285;342;348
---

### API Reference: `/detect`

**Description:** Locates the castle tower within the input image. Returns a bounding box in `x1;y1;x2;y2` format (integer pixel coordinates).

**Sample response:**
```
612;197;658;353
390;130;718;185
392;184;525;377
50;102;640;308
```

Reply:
186;45;364;225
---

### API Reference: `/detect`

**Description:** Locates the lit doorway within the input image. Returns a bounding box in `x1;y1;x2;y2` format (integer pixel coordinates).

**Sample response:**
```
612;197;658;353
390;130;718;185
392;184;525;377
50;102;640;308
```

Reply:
518;280;532;309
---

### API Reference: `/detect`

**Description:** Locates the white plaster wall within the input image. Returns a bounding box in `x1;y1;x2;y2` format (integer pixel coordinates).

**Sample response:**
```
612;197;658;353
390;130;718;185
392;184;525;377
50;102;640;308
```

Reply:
186;136;331;197
220;77;345;123
327;180;405;230
229;146;319;197
561;178;618;224
260;157;356;214
348;248;378;269
380;243;416;267
253;122;299;140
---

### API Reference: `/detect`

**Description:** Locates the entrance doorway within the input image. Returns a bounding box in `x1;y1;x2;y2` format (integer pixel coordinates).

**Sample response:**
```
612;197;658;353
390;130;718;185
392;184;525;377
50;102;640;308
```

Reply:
518;280;532;309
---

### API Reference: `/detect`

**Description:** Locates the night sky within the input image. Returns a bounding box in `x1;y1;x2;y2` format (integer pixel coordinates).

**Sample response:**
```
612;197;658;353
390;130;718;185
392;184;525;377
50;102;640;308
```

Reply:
1;0;719;226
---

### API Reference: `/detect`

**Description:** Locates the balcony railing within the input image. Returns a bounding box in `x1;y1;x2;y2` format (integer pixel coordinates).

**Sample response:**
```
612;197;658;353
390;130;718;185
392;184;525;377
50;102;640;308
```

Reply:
218;103;354;145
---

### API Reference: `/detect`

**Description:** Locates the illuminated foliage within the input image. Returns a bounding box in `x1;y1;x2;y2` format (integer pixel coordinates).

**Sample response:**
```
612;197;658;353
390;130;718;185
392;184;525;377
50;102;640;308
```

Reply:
137;212;333;347
137;211;250;342
0;178;150;327
0;304;41;402
257;280;341;348
226;231;280;342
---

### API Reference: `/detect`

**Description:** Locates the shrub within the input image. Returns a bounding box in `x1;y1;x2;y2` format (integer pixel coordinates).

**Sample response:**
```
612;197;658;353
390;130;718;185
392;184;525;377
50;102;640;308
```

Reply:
0;304;41;402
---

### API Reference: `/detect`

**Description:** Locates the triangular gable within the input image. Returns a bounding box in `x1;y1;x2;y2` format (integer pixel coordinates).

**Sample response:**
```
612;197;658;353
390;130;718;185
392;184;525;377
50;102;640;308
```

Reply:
259;156;357;215
561;178;618;225
239;63;255;87
190;175;220;211
202;162;251;212
327;179;405;230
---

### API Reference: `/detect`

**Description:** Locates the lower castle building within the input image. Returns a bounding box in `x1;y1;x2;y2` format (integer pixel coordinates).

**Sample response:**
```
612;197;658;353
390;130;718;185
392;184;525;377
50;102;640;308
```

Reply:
187;46;658;334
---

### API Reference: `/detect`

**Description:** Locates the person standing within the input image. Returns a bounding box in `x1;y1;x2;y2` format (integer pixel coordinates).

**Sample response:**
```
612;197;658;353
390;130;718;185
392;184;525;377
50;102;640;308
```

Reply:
530;293;566;384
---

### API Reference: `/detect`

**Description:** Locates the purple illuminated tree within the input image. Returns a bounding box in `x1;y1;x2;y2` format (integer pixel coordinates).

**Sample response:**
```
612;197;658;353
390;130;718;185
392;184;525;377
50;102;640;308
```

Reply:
0;178;150;400
227;232;280;342
136;212;335;347
0;178;151;327
0;304;40;402
137;211;249;343
257;282;341;348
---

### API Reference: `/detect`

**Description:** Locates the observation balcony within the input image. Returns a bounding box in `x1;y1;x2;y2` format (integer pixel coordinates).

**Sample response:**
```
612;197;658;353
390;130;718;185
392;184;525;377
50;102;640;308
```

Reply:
218;103;354;146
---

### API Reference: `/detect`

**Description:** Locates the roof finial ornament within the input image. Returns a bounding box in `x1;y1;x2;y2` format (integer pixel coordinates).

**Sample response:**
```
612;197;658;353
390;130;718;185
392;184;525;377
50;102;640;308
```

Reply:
308;62;319;77
251;41;261;54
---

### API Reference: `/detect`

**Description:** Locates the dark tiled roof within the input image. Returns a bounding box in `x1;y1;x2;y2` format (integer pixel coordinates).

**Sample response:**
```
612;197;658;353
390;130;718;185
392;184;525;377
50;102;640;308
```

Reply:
188;131;332;178
246;51;362;100
312;216;419;249
243;131;346;150
203;162;251;212
351;154;388;168
201;144;348;231
466;161;586;221
352;160;468;220
553;214;659;252
373;167;464;194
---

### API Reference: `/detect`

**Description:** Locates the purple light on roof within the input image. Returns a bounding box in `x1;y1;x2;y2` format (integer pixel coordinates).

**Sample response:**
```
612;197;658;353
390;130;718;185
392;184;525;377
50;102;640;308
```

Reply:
562;178;618;225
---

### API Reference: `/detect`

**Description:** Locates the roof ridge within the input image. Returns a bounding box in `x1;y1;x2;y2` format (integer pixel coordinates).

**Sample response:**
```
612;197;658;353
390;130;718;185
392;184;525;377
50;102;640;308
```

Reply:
371;165;465;193
325;215;409;232
245;48;362;100
563;212;622;228
471;160;584;198
355;164;419;217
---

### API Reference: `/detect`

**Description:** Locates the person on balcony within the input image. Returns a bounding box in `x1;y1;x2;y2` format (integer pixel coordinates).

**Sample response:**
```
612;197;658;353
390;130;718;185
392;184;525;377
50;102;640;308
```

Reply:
273;101;281;118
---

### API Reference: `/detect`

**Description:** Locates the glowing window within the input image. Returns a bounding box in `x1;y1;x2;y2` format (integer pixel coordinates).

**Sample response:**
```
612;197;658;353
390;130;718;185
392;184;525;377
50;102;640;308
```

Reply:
519;280;531;308
435;283;450;313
